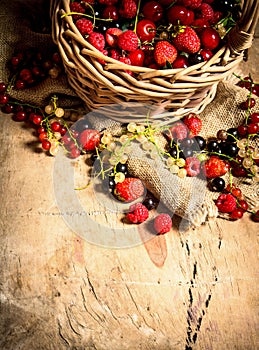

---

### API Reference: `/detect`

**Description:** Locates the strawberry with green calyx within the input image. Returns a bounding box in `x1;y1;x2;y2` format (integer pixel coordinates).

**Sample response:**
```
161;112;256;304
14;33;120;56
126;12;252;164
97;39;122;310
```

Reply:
154;40;177;67
172;25;200;54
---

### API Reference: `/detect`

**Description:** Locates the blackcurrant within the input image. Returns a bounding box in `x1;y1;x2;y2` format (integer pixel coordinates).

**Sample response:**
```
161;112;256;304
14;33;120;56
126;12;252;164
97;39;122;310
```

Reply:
226;128;238;142
209;177;225;192
115;162;128;174
188;53;204;65
143;196;157;210
207;139;220;153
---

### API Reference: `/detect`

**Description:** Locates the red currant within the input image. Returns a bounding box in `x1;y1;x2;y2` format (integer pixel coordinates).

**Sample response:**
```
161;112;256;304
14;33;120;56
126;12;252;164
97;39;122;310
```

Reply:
240;98;256;110
15;80;26;90
230;208;244;220
32;114;43;125
2;104;14;114
51;121;61;132
42;139;51;150
37;126;45;134
250;112;259;124
15;111;28;121
59;126;67;136
19;68;32;82
251;210;259;222
69;147;81;159
0;82;7;92
39;132;48;142
237;124;247;136
0;93;9;104
238;200;249;212
247;123;259;134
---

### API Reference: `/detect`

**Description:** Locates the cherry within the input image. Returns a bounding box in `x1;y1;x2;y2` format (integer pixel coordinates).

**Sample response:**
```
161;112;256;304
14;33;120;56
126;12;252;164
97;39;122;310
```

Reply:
136;19;156;42
172;55;189;69
200;49;213;61
200;28;220;50
143;1;163;22
42;139;51;151
167;5;194;25
102;5;119;20
128;49;145;67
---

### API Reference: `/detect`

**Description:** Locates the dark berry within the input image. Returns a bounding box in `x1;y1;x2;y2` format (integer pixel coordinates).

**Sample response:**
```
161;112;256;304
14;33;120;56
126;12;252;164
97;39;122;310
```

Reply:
143;196;157;210
224;142;239;157
207;139;220;153
226;128;238;142
115;162;128;174
188;53;204;65
193;136;206;151
209;177;225;192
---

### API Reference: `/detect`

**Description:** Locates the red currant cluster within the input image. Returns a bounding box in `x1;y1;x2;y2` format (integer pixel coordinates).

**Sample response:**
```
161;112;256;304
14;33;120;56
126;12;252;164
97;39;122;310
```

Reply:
66;0;240;72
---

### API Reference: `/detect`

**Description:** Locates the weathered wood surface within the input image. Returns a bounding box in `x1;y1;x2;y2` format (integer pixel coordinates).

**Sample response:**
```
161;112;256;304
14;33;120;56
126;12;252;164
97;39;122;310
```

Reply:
0;113;258;350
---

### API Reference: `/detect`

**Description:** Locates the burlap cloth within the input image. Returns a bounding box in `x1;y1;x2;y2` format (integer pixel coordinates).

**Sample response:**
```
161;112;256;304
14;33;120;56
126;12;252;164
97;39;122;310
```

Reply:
0;0;258;229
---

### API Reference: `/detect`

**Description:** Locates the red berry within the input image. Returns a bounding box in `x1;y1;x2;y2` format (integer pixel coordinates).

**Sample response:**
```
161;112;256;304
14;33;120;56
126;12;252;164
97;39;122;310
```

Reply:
153;213;172;235
215;193;237;213
240;98;256;110
70;2;85;20
200;48;213;61
69;147;81;159
19;68;32;82
105;27;122;47
184;156;201;177
196;3;214;21
183;113;202;137
15;111;28;121
15;79;26;90
238;200;249;212
75;18;93;36
0;82;7;92
39;132;48;142
2;103;14;114
88;32;106;51
142;1;163;22
200;27;220;50
247;123;259;134
128;49;145;66
251;210;259;222
60;126;67;136
119;0;137;19
42;140;51;151
136;19;156;43
102;5;119;20
172;55;189;68
0;93;9;104
181;0;202;9
167;5;194;25
154;41;177;67
237;124;247;136
168;122;188;140
37;126;45;134
32;114;43;125
114;177;145;202
79;129;101;151
204;156;229;179
51;121;61;132
126;203;149;223
229;208;244;220
250;112;259;124
118;30;139;52
173;26;201;54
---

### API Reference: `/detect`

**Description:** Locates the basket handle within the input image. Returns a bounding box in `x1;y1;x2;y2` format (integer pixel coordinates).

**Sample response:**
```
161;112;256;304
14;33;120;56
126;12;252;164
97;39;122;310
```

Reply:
228;0;259;54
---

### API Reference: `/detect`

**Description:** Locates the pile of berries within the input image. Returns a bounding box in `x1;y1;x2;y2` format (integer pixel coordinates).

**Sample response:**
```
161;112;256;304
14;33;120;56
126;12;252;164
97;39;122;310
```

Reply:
65;0;241;71
0;42;258;229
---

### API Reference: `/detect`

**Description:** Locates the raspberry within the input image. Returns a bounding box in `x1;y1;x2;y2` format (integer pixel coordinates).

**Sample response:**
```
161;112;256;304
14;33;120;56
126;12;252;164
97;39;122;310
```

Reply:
119;0;137;19
185;156;201;177
153;213;172;235
215;194;237;213
114;177;145;202
98;0;118;5
126;203;149;223
183;113;202;137
204;156;229;179
168;122;188;141
75;18;93;36
118;30;139;52
119;56;133;75
197;3;214;21
109;48;120;60
87;32;105;51
154;41;177;67
181;0;202;9
70;2;85;20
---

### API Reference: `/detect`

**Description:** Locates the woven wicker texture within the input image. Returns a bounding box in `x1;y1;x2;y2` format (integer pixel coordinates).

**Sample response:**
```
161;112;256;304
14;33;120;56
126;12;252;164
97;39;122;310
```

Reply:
51;0;259;119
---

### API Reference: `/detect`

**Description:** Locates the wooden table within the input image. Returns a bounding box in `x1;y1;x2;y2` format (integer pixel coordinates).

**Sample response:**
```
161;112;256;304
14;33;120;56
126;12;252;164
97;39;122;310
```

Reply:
0;12;258;350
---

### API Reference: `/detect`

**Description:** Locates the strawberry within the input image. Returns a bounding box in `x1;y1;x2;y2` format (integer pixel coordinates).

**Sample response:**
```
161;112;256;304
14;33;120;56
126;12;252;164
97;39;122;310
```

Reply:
154;41;177;67
79;129;101;151
172;26;200;54
203;155;229;179
105;28;123;48
114;177;145;202
183;113;202;137
153;213;172;234
126;203;149;223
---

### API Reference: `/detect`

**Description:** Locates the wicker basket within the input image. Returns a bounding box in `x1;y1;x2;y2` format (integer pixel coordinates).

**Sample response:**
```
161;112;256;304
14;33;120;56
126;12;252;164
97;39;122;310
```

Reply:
50;0;259;121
